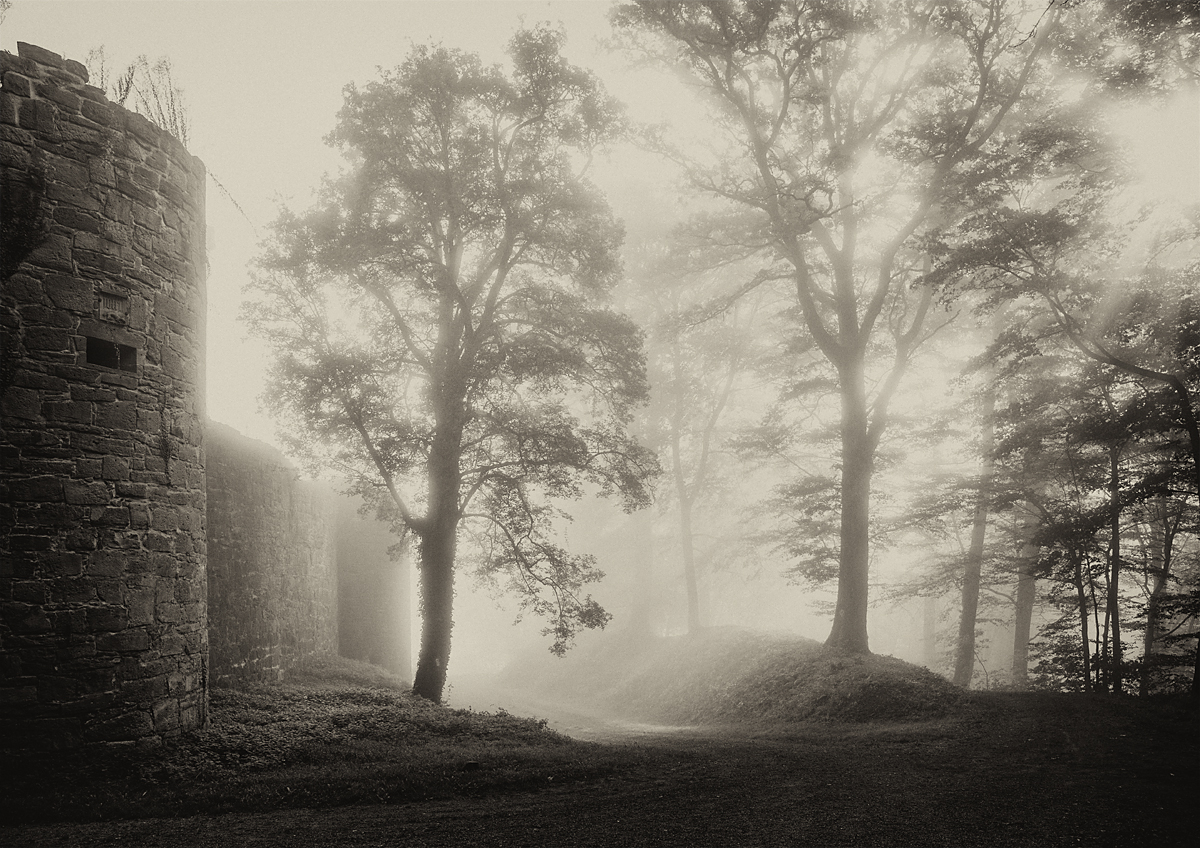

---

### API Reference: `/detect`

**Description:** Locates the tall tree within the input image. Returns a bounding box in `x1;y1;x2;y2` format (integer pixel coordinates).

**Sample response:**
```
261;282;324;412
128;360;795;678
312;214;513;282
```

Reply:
246;29;656;703
613;0;1059;652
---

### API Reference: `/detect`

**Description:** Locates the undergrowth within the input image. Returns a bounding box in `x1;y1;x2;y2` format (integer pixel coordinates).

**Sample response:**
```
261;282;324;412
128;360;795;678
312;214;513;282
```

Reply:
0;655;645;826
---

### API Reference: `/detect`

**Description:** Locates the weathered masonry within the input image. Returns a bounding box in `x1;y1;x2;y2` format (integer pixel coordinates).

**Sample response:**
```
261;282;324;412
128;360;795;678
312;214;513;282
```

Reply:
1;43;411;749
1;43;209;746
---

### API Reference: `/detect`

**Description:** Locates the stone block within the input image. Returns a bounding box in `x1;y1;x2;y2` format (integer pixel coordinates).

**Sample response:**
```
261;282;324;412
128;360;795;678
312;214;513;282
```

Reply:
12;581;48;604
50;578;97;604
96;629;150;653
3;602;52;634
43;274;94;313
0;91;19;124
0;138;31;169
83;708;154;742
1;387;43;420
127;584;155;622
150;506;179;532
23;326;72;353
21;98;58;135
156;601;182;623
2;71;34;98
17;42;66;68
71;384;121;404
116;481;148;499
143;532;175;553
53;205;102;233
96;505;130;526
43;553;84;577
25;230;73;272
80;97;120;128
8;534;52;551
6;476;63;502
95;402;136;430
86;605;128;633
37;84;81;113
101;456;130;481
64;480;109;505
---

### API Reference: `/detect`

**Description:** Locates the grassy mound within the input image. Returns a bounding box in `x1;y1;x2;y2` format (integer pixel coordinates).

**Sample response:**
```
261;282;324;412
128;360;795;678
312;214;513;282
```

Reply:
1;655;642;825
511;627;963;724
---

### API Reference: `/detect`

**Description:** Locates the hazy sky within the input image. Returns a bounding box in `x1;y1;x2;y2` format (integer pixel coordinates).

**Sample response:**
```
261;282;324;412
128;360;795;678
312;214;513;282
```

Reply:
4;0;1197;450
3;0;687;446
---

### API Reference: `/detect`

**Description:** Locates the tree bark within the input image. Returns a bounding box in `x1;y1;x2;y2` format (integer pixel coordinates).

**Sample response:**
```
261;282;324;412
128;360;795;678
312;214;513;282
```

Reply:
411;516;456;703
411;361;464;704
954;386;996;687
826;358;873;654
1073;551;1092;692
1107;447;1123;695
922;596;939;669
1140;505;1174;697
1010;516;1039;689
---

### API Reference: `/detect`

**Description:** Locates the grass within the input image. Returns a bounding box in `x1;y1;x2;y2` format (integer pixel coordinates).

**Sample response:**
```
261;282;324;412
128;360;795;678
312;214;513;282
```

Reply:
503;625;965;724
0;656;650;826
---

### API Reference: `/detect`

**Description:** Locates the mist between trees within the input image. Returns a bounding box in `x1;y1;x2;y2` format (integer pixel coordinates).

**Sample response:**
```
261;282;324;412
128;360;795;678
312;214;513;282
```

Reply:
223;1;1200;704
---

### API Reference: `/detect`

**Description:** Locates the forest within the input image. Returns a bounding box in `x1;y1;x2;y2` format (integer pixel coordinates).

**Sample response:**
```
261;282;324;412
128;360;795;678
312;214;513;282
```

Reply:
235;0;1200;706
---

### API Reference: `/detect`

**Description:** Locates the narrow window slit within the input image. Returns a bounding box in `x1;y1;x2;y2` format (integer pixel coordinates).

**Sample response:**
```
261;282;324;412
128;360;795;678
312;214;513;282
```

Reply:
85;336;138;372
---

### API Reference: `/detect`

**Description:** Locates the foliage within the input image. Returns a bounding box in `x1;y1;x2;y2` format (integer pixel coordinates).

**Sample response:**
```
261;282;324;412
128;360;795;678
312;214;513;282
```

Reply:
612;0;1066;653
246;28;657;698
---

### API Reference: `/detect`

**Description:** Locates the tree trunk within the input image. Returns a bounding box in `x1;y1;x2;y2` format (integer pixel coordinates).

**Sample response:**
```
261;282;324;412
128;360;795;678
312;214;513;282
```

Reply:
628;507;656;639
1010;522;1039;689
411;516;456;702
826;360;873;654
678;492;701;633
954;387;996;687
411;376;463;704
923;596;939;669
1140;506;1173;697
1107;447;1123;694
1073;551;1092;692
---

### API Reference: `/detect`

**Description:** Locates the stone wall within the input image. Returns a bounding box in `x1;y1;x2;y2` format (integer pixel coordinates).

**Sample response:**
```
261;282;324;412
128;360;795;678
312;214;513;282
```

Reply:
205;423;338;687
1;43;208;746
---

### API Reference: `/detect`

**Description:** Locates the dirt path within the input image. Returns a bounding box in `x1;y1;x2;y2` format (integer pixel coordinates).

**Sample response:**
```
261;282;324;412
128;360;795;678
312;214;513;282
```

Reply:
445;674;700;743
8;691;1198;847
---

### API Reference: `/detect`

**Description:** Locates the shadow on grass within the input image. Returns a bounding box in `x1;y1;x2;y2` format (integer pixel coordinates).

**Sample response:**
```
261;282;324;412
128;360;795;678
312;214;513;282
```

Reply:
0;656;653;826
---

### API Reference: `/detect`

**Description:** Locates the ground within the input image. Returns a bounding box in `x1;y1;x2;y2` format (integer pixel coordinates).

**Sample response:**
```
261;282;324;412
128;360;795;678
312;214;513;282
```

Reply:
2;642;1197;847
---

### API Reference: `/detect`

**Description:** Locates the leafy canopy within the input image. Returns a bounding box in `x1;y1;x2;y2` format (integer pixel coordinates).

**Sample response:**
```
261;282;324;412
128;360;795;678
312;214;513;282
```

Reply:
245;27;656;655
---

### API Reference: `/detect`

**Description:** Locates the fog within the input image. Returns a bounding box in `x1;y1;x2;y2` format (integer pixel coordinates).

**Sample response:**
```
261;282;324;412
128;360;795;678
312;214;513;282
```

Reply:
7;1;1197;704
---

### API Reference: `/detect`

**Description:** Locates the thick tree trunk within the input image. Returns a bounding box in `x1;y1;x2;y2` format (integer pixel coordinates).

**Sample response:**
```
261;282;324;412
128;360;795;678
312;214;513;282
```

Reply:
411;516;456;703
954;387;996;687
411;374;463;704
826;363;873;654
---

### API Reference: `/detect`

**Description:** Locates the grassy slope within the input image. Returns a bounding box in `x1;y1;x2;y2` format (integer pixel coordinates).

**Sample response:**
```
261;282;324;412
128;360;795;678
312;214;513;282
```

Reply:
0;657;649;826
505;626;965;724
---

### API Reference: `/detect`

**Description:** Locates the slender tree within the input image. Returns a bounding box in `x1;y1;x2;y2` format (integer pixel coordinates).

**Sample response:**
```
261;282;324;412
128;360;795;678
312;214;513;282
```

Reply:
613;0;1060;652
246;29;656;703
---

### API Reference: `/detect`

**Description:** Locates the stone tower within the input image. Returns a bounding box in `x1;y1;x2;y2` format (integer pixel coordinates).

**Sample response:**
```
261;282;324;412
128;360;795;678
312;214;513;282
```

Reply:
1;43;208;746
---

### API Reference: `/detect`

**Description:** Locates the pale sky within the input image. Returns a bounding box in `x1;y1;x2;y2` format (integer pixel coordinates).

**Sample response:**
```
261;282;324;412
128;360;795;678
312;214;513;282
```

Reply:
2;0;687;448
4;0;1197;452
